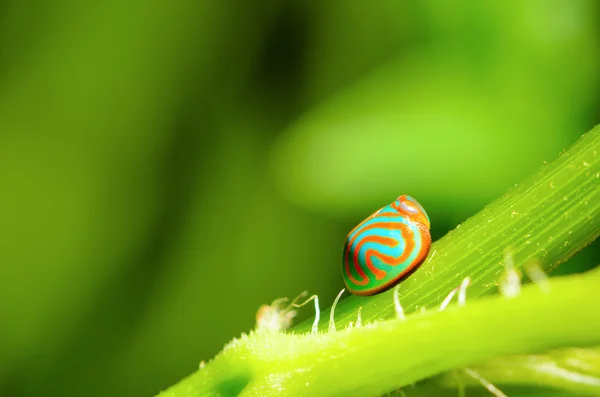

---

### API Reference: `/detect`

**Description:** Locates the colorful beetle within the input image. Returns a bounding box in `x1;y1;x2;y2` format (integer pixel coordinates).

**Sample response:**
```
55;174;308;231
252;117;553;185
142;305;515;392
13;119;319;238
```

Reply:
342;195;431;296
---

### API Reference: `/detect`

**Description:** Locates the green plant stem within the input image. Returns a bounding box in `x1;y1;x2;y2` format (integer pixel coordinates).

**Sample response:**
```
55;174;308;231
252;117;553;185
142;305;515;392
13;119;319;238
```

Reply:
294;125;600;333
433;347;600;395
157;126;600;396
158;268;600;397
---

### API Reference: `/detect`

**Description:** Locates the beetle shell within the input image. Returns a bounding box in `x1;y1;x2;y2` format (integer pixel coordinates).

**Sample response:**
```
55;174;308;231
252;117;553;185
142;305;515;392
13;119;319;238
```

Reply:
342;195;431;296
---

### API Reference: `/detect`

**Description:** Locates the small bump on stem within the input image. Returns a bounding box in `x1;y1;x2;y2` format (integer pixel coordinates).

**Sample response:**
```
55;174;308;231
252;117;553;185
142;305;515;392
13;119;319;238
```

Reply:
499;249;521;299
524;260;550;293
293;294;320;334
329;289;346;332
439;287;459;311
393;284;405;320
458;277;471;306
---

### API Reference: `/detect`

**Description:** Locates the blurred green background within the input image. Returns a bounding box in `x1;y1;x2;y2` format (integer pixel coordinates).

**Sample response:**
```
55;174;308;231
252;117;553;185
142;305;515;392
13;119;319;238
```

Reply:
0;1;599;396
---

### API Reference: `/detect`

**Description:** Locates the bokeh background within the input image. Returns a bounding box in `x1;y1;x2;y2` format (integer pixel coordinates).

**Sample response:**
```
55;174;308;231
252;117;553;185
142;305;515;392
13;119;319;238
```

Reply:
1;1;599;396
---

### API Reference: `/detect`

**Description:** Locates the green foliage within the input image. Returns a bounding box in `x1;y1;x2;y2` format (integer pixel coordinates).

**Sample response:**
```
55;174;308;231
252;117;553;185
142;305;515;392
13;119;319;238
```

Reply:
270;1;600;220
156;126;600;396
1;2;599;397
294;125;600;333
434;347;600;395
